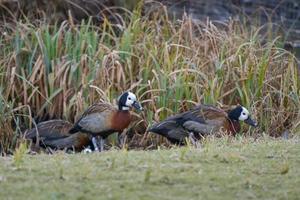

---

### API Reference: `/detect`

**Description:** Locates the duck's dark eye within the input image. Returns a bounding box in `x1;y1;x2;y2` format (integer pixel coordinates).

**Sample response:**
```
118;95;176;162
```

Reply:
242;113;246;115
128;97;131;100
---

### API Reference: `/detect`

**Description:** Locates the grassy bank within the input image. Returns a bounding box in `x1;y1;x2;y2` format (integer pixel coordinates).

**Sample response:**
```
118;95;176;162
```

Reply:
0;137;299;199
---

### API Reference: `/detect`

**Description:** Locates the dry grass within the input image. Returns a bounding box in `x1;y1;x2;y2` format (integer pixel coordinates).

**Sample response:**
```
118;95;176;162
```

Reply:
0;3;299;154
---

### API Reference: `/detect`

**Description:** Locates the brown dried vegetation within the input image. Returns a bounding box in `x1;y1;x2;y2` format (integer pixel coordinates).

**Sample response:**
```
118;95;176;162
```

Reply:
0;3;299;154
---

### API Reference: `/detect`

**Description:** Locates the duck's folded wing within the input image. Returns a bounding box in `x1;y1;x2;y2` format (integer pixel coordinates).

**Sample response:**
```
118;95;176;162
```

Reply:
76;112;112;133
70;103;116;134
165;127;189;143
148;120;189;143
183;121;219;135
180;105;227;135
25;120;72;140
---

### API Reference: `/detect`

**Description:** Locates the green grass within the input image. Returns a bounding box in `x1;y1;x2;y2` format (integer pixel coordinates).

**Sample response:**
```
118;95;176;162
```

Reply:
0;137;299;200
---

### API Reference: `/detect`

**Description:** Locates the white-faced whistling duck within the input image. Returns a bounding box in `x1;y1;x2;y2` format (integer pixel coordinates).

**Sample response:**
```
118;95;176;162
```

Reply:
25;120;92;152
69;91;143;152
148;105;257;145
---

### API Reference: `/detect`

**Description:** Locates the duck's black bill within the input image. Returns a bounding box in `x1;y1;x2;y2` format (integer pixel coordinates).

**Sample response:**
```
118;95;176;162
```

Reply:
132;101;143;111
244;117;258;127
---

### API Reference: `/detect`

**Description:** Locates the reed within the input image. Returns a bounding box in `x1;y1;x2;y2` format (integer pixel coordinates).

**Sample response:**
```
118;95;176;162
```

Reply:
0;5;299;153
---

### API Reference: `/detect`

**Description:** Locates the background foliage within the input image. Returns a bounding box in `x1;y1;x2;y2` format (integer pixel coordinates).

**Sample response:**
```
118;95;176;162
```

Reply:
0;2;299;154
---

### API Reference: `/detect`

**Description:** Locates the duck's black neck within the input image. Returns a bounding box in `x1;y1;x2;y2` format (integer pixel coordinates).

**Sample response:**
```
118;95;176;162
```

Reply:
228;117;238;123
228;110;239;121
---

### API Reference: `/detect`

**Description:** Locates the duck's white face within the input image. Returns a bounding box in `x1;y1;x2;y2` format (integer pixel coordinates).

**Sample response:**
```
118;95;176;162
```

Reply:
238;106;250;121
118;91;143;111
125;92;137;107
228;105;257;127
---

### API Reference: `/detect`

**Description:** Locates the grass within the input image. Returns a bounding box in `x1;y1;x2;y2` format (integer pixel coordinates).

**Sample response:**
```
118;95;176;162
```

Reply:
0;137;299;199
0;2;299;153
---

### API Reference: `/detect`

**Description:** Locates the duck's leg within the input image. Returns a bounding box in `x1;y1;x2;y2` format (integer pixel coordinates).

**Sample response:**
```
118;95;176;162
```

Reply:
118;130;127;149
188;132;201;148
99;137;105;152
188;132;196;145
92;137;100;152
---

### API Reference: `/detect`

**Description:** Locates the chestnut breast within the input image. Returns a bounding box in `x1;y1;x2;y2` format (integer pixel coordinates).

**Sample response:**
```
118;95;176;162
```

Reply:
111;111;132;132
223;119;241;135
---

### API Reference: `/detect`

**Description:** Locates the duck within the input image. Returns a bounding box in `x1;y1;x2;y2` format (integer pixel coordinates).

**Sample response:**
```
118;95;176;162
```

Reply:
148;105;257;145
25;120;92;152
69;91;143;151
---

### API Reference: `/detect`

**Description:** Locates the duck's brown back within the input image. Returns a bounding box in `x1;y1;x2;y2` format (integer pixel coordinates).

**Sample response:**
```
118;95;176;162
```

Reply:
25;120;73;140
